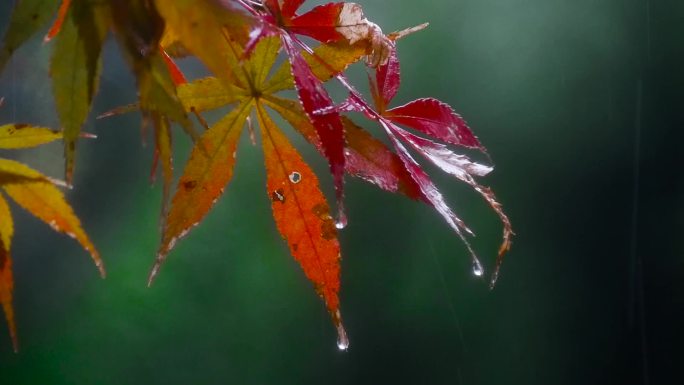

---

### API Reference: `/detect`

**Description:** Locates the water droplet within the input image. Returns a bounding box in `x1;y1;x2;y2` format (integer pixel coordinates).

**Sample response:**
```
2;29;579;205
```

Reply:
336;323;349;351
335;216;347;230
472;261;484;277
289;171;302;184
271;189;285;203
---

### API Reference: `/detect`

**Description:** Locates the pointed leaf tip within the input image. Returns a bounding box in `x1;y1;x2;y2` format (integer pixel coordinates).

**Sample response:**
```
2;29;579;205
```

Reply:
147;261;161;287
95;258;106;279
44;0;72;43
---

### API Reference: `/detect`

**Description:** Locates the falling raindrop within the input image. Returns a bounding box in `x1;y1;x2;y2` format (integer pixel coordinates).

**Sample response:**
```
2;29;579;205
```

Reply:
289;171;302;184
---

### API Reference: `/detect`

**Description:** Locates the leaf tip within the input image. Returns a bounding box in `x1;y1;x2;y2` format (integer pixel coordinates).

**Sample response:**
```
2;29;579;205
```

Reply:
80;132;97;140
489;235;513;289
388;22;430;41
147;260;162;287
10;331;18;353
96;260;106;279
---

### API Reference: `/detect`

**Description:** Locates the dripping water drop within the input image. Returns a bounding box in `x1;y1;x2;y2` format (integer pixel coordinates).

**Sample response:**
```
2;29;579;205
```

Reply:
472;261;484;277
336;324;349;351
335;216;347;230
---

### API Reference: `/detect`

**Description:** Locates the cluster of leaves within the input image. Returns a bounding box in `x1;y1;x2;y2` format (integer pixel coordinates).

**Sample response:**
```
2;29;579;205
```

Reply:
0;0;512;351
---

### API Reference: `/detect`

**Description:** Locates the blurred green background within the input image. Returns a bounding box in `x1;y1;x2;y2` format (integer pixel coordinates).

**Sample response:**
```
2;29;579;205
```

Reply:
0;0;682;384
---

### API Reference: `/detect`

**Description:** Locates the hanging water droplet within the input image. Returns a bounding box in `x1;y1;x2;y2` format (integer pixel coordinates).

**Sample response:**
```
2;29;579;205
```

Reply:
336;323;349;351
472;261;484;277
289;171;302;184
335;215;348;230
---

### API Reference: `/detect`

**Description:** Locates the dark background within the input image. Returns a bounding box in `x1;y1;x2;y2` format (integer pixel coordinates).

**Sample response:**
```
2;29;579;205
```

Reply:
0;0;682;384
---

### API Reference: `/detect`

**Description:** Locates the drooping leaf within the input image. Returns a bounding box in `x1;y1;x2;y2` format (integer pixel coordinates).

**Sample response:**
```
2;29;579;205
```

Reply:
0;124;62;149
340;89;487;272
377;120;484;274
256;103;347;349
393;122;512;283
0;0;60;73
0;158;104;277
281;35;346;225
359;44;512;281
0;193;16;352
49;1;109;184
150;101;252;284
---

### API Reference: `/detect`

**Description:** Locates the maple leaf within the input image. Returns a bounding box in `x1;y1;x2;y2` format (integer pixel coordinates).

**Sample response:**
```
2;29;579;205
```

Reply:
341;47;514;285
231;1;396;226
146;35;358;348
0;0;513;352
143;1;512;347
0;122;103;352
